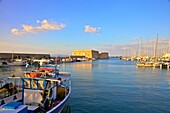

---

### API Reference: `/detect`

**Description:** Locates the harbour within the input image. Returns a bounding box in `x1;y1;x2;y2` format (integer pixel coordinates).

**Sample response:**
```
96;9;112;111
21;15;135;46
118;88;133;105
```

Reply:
1;0;170;112
0;58;170;113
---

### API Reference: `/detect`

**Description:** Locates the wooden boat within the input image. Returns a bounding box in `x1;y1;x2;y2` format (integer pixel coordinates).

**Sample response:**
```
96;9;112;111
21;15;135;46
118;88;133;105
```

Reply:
0;65;71;113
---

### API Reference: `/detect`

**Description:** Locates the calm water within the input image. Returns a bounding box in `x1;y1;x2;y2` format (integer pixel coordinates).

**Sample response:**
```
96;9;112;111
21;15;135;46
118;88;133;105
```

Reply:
1;58;170;113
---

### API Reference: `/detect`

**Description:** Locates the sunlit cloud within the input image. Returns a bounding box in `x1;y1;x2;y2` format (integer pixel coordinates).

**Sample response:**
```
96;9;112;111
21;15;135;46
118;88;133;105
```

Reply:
84;25;101;33
11;19;65;35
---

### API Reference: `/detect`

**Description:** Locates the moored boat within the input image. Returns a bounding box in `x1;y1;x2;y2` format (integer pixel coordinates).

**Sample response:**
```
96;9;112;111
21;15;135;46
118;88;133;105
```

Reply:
0;65;71;113
136;61;154;67
161;60;170;69
153;62;163;68
144;62;154;67
8;59;26;66
136;61;145;67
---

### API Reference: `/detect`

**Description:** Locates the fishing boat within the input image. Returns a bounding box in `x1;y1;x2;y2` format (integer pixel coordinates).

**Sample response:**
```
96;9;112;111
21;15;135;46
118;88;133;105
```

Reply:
0;62;9;68
0;65;71;113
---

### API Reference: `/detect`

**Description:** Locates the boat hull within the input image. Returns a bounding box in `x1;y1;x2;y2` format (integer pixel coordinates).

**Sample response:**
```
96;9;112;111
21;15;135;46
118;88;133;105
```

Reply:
0;65;9;68
8;62;26;66
0;92;22;106
47;87;71;113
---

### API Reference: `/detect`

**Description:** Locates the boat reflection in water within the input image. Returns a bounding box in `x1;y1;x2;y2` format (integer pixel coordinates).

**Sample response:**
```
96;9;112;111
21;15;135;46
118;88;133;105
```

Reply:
71;62;93;76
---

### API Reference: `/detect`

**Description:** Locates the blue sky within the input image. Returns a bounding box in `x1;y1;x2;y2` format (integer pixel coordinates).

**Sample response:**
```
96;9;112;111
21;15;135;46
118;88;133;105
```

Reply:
0;0;170;56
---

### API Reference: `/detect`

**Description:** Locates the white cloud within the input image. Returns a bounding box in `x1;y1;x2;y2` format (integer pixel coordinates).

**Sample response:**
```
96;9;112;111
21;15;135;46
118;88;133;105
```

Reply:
84;25;101;33
36;20;40;23
11;19;65;35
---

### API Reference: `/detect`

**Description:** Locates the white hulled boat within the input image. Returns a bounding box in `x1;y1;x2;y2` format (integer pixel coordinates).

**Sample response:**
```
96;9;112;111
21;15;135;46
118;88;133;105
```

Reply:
0;64;71;113
8;59;26;66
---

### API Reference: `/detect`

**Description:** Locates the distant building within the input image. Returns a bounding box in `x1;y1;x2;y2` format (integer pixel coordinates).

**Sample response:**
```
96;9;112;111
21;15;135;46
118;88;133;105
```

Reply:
99;52;109;59
0;53;50;60
72;50;109;59
72;50;99;59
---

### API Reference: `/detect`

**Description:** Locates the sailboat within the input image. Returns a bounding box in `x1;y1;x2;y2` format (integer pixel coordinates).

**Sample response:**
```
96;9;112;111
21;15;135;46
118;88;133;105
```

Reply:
137;34;159;67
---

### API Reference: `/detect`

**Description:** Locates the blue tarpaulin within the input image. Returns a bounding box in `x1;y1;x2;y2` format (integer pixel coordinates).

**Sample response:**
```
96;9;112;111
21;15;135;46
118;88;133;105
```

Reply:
2;102;22;109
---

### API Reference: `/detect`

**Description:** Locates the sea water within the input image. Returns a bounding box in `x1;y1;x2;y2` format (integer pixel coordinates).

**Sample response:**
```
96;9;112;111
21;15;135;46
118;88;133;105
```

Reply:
61;58;170;113
1;58;170;113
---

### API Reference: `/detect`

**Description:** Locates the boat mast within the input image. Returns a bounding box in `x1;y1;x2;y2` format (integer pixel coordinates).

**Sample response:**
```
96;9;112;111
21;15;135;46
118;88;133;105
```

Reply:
163;39;170;54
138;37;142;57
168;39;170;53
154;34;158;58
134;49;136;57
146;37;149;57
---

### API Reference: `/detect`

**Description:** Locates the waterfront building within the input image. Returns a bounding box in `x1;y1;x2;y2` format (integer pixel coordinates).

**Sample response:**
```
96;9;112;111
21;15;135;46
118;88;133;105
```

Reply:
72;50;109;59
99;52;109;59
0;53;50;60
72;50;99;59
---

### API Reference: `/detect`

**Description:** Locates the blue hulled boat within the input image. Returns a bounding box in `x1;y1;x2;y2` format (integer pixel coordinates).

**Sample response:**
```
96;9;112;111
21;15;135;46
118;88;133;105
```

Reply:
0;65;71;113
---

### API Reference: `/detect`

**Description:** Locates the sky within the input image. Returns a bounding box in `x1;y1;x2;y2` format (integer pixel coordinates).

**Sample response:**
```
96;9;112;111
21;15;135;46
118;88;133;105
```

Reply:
0;0;170;56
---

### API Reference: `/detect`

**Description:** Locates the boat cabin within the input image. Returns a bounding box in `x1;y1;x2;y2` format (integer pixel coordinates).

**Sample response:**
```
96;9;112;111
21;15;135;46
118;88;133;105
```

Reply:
22;77;61;111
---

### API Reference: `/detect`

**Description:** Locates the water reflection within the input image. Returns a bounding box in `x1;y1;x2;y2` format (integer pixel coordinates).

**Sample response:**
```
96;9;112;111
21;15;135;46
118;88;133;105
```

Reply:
10;66;25;76
67;58;170;113
1;59;170;113
72;62;93;76
135;67;170;89
61;103;71;113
